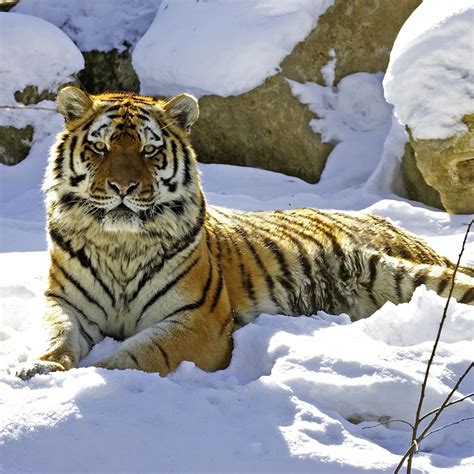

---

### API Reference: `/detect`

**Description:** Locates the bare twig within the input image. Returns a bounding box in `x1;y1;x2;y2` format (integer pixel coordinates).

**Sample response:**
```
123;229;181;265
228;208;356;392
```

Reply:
0;105;56;112
394;219;473;474
362;419;414;430
423;416;474;440
419;393;474;422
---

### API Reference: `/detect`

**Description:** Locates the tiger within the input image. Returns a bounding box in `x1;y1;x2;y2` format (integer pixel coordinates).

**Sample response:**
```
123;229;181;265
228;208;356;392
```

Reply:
16;86;474;380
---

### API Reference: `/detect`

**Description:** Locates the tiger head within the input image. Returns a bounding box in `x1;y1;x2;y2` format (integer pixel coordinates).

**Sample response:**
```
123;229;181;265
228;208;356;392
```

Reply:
46;86;204;236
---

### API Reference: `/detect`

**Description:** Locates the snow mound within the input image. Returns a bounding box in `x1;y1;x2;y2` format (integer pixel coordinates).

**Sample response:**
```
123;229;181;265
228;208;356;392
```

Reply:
383;0;474;140
133;0;334;97
12;0;161;52
362;285;474;346
0;13;83;105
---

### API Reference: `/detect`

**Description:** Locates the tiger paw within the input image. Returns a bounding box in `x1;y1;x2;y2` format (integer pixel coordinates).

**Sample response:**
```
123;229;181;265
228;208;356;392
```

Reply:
15;360;65;380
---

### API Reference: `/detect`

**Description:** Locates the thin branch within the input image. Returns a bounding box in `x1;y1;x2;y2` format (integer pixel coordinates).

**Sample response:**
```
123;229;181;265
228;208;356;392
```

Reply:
420;393;474;422
423;416;474;441
416;362;473;443
395;219;473;474
362;419;414;430
0;105;56;112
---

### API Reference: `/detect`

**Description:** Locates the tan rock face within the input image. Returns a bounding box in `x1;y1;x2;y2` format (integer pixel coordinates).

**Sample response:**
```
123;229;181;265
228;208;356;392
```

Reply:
404;116;474;214
193;0;421;183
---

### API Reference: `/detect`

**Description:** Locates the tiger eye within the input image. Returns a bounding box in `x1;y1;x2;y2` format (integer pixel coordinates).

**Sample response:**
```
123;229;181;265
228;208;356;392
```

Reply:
143;144;157;154
94;142;107;152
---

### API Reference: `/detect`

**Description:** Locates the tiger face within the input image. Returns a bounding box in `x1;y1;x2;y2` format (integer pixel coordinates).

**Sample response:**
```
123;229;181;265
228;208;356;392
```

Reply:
47;86;201;233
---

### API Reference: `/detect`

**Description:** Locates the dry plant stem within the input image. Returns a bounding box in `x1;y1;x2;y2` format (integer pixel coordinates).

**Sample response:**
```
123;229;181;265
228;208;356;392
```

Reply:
0;105;56;111
394;219;473;474
423;416;474;441
419;392;474;422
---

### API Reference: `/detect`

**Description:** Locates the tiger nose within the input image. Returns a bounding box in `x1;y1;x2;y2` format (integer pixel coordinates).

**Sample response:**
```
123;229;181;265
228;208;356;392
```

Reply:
108;180;139;197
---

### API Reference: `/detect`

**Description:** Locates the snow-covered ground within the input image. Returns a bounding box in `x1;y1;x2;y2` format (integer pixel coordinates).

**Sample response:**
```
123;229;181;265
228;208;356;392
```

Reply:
1;2;474;473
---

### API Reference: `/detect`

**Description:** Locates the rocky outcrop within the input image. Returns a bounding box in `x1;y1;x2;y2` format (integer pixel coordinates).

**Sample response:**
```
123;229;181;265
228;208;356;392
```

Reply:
403;116;474;214
0;125;34;166
193;0;421;182
78;49;139;94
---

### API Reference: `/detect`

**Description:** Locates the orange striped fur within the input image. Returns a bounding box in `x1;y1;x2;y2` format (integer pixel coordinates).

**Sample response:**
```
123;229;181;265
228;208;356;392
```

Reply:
16;87;474;379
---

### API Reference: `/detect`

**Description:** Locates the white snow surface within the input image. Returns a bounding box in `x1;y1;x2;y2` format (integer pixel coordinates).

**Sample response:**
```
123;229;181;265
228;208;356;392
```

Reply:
2;5;474;473
12;0;162;52
383;0;474;140
133;0;334;97
0;13;83;104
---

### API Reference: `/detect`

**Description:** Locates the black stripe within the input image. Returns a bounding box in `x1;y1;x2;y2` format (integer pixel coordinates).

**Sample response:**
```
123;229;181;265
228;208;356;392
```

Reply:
49;227;115;306
136;113;150;122
44;291;104;343
68;136;78;175
132;198;205;300
161;256;214;321
210;267;224;312
126;350;140;368
459;288;474;304
70;174;86;187
366;253;381;307
52;256;108;320
225;231;257;305
233;226;281;310
213;209;298;313
182;146;192;185
138;254;201;323
414;268;430;288
393;265;405;301
53;138;67;179
151;340;170;370
437;270;451;295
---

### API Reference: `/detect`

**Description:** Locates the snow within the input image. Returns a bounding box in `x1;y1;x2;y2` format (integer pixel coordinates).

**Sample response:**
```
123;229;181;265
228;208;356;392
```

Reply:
288;65;393;193
133;0;334;97
0;12;83;105
12;0;162;53
1;3;474;473
383;0;474;140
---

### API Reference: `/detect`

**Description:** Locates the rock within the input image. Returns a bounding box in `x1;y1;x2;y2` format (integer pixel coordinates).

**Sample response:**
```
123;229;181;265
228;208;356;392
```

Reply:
193;0;421;183
0;125;34;166
403;116;474;214
78;49;139;94
14;85;57;105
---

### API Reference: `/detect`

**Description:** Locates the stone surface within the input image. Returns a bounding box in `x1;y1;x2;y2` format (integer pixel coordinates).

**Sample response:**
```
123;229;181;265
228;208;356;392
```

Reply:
193;0;421;183
403;116;474;214
14;85;56;105
78;49;139;94
0;125;34;166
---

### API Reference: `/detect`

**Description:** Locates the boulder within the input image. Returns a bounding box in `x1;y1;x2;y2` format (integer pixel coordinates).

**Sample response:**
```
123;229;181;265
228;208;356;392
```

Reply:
193;0;421;183
403;116;474;214
78;48;139;94
0;125;34;166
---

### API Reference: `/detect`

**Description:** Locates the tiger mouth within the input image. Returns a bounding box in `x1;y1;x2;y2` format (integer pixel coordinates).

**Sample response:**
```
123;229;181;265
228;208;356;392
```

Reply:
107;203;137;216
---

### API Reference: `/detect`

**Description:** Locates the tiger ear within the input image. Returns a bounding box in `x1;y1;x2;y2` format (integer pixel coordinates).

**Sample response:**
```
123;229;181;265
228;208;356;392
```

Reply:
163;93;199;132
57;86;93;121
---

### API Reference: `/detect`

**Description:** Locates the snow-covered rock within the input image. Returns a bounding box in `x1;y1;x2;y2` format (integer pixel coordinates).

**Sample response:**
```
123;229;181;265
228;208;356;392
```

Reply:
384;0;474;140
12;0;161;53
133;0;334;98
0;12;83;105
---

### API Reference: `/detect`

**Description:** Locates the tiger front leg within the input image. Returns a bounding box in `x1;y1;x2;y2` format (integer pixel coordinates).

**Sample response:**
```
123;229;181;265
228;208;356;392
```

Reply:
16;296;103;380
95;310;234;376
